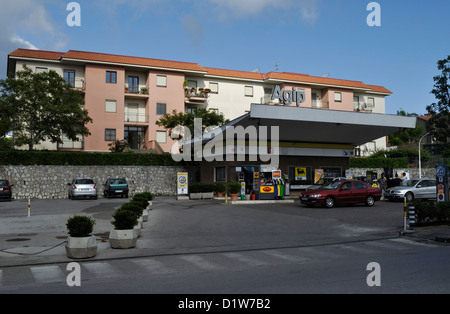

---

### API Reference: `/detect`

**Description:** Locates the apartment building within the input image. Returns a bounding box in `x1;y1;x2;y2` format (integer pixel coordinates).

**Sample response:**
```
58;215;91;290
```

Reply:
7;49;391;155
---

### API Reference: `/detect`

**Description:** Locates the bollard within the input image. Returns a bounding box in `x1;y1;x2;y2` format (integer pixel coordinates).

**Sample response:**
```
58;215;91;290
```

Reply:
28;198;31;217
403;196;407;231
408;206;416;228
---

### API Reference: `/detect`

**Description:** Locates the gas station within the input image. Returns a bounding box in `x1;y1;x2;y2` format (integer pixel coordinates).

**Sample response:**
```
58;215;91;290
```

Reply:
185;103;417;201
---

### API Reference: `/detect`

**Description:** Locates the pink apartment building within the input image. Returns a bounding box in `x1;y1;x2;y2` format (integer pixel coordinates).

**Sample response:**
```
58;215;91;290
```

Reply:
7;49;392;154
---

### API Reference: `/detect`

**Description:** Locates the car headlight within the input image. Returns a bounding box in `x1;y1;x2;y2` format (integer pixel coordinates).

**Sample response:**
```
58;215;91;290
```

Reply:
310;194;322;198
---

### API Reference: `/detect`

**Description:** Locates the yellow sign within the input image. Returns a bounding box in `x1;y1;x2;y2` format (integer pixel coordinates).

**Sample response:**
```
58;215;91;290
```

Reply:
177;172;188;195
254;172;259;179
295;167;307;181
260;186;275;193
314;169;324;184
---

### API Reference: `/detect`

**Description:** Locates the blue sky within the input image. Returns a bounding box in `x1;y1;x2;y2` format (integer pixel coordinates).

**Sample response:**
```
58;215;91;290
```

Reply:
1;0;449;115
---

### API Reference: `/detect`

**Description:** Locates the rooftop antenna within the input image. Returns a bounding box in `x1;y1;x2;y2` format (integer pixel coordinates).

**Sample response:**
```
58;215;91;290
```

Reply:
321;73;330;77
250;67;260;73
275;62;280;72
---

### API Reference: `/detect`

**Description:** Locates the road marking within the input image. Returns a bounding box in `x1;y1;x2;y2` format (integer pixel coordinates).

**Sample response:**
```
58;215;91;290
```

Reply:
30;265;64;283
82;262;120;278
336;244;379;255
261;249;312;263
222;252;270;267
179;255;222;270
132;258;176;274
389;238;438;247
365;240;408;251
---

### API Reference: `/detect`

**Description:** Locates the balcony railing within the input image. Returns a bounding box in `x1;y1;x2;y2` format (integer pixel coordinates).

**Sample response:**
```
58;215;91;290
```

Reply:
125;85;149;96
124;112;148;123
184;88;210;103
354;102;374;112
65;78;85;91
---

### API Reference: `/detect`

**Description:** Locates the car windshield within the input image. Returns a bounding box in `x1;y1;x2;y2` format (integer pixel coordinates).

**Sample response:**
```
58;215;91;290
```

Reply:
0;180;8;186
75;179;94;184
403;179;420;187
322;181;343;190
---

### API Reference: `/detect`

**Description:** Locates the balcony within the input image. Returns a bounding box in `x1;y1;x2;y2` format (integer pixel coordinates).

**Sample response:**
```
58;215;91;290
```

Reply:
185;87;210;103
124;85;149;99
65;78;85;92
354;102;374;112
124;112;148;124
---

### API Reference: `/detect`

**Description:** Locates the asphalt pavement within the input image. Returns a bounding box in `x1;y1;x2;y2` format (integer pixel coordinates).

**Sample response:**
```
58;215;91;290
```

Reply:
0;196;448;268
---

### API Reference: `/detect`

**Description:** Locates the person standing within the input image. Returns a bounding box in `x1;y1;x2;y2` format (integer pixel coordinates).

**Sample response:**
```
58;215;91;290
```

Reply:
378;173;387;200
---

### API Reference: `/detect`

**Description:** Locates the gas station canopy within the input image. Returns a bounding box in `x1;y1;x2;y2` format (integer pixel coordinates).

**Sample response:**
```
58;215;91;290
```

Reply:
222;104;418;146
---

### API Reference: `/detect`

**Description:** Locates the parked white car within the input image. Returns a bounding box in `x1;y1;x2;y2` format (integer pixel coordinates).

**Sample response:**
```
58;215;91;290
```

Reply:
385;178;436;202
68;178;98;200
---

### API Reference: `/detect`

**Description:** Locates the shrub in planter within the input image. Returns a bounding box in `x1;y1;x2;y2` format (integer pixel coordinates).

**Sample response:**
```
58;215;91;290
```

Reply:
214;183;226;195
132;195;149;209
136;192;154;201
120;201;144;218
228;182;241;194
110;209;138;249
65;215;97;259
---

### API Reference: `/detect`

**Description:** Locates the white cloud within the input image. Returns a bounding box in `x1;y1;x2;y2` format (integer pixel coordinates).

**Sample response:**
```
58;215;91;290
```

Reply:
206;0;320;24
10;35;39;50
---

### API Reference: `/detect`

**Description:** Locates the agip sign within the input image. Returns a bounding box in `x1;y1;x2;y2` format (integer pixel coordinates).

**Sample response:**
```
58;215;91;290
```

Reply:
271;85;306;107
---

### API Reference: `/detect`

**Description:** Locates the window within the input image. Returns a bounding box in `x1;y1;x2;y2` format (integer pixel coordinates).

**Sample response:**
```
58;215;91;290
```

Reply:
215;166;226;182
128;76;139;93
156;75;167;87
244;86;253;97
187;80;197;89
157;103;166;115
334;92;342;102
64;70;75;86
354;181;367;190
156;131;167;143
106;71;117;84
35;67;47;73
105;100;117;113
105;128;116;141
368;97;375;109
209;82;219;94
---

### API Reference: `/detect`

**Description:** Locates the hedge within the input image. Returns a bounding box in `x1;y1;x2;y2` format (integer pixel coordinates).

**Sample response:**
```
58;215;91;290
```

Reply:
409;201;450;226
0;150;179;166
349;157;408;168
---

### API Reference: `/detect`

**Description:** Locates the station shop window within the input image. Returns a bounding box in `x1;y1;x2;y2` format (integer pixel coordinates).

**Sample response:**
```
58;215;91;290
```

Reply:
215;166;226;182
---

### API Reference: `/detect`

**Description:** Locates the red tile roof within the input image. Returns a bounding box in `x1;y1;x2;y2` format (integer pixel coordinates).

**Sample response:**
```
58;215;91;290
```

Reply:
9;48;65;60
62;50;207;72
8;48;392;94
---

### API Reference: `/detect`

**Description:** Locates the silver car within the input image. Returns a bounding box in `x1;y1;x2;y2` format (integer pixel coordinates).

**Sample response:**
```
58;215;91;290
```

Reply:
68;178;98;200
385;178;436;202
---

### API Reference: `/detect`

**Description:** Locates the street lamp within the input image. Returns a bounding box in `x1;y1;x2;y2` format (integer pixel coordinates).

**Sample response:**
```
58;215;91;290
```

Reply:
418;132;430;179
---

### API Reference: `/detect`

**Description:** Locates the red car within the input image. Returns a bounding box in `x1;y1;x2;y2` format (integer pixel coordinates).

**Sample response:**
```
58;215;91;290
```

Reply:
300;180;381;208
0;179;13;201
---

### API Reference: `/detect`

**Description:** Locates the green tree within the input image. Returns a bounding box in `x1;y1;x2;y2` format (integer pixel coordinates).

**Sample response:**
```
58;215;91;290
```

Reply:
388;110;424;146
0;65;93;150
426;56;450;144
156;108;229;139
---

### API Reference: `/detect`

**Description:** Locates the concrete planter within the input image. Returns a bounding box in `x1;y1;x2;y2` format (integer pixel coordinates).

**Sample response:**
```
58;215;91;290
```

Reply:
109;229;137;249
147;201;152;210
134;221;142;237
65;235;97;259
202;192;214;199
190;193;202;200
142;209;149;222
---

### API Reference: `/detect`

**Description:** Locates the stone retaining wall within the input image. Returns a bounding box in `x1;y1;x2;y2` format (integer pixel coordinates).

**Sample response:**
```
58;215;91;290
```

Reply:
0;165;185;199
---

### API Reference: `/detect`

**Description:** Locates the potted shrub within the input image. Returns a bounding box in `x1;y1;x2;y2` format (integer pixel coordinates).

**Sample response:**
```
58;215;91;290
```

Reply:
189;183;202;200
201;183;215;199
109;209;138;249
65;215;97;259
228;182;241;201
139;192;154;209
120;202;144;236
214;183;226;198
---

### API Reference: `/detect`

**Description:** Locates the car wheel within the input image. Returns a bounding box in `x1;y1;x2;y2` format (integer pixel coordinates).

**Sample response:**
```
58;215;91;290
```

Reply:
366;195;375;206
324;196;335;208
405;192;414;203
